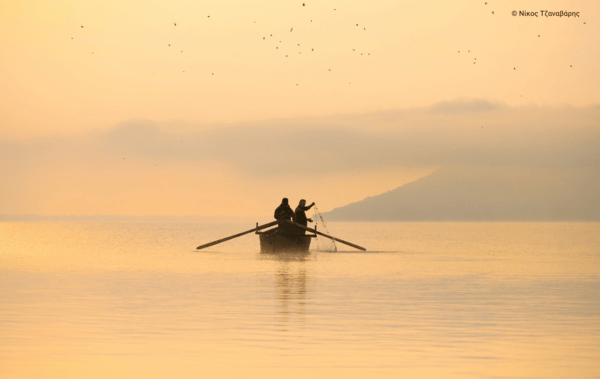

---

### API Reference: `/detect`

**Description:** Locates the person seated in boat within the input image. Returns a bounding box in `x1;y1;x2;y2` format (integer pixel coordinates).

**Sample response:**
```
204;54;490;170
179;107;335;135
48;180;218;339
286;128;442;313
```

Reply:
275;198;303;236
274;198;295;223
294;199;315;234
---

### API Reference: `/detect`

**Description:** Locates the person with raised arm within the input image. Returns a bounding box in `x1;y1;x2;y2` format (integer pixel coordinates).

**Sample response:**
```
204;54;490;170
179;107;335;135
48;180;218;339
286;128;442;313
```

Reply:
294;199;315;234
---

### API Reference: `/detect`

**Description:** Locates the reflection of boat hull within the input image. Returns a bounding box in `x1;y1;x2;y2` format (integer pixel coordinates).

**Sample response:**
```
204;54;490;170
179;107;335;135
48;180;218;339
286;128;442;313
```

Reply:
257;227;315;253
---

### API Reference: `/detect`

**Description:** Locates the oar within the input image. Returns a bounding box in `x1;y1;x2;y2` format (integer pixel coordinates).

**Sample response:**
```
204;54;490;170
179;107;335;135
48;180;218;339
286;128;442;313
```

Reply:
286;220;366;251
196;221;278;250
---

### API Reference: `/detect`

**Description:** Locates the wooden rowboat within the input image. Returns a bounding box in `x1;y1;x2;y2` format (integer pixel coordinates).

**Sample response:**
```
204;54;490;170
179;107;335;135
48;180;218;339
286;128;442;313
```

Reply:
196;220;365;252
255;224;316;253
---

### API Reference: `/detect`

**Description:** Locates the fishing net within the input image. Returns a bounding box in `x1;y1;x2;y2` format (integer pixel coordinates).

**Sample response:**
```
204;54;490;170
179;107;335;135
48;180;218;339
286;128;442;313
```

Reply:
312;206;337;252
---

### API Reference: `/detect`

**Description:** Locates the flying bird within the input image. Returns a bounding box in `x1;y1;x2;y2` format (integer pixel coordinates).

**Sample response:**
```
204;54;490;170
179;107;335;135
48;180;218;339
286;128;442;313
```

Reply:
174;22;177;26
492;11;494;14
290;27;293;32
302;3;305;6
81;25;84;28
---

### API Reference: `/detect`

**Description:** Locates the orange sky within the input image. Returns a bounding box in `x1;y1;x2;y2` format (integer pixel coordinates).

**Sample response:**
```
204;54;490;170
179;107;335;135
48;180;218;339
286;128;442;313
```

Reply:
0;0;599;217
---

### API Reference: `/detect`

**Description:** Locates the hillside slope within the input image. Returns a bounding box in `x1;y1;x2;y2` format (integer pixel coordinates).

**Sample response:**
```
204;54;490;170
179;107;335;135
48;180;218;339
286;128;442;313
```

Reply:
323;166;600;221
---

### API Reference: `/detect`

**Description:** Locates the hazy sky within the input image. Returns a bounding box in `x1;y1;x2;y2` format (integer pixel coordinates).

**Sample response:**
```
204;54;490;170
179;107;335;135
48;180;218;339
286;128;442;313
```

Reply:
1;0;599;217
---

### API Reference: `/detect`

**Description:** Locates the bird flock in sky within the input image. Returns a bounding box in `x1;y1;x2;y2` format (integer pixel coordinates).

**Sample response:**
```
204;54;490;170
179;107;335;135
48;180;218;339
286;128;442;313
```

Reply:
71;3;374;85
70;2;586;88
260;6;371;83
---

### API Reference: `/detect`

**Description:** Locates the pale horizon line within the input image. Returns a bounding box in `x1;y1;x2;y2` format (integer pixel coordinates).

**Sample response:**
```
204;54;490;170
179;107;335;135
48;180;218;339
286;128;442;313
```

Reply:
1;214;597;223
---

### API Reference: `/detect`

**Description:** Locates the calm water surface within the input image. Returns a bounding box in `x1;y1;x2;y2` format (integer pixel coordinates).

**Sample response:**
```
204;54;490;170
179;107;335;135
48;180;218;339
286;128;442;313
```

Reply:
1;222;599;378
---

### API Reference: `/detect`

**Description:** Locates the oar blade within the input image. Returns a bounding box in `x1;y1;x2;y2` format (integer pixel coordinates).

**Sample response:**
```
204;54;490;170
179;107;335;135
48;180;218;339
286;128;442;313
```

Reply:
196;221;278;250
286;221;366;251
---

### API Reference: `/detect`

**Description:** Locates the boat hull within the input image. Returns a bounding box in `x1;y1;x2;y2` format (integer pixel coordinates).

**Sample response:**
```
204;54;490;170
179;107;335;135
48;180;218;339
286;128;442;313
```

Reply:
258;231;312;253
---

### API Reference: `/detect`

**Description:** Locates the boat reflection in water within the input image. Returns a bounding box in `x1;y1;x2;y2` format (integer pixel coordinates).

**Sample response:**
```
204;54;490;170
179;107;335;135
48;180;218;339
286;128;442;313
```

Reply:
259;249;310;321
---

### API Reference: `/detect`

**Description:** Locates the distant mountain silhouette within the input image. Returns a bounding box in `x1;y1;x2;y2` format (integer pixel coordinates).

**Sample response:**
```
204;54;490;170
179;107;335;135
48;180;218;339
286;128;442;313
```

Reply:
324;166;600;221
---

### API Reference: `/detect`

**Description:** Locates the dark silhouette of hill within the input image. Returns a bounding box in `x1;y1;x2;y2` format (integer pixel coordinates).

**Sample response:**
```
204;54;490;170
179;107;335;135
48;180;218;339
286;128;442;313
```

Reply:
324;166;600;221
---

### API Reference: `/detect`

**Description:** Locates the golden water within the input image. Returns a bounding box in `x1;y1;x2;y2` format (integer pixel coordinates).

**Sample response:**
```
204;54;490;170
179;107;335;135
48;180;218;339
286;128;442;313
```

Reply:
1;222;599;378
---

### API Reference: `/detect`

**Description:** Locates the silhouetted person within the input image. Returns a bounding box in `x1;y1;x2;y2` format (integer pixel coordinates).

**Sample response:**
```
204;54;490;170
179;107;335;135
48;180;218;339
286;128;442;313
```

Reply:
274;198;295;223
294;199;315;234
274;198;297;235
